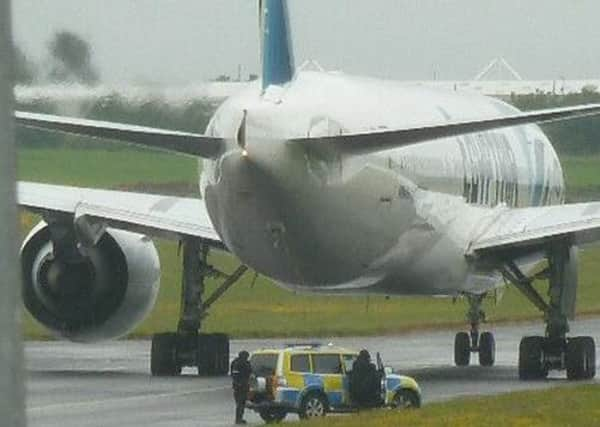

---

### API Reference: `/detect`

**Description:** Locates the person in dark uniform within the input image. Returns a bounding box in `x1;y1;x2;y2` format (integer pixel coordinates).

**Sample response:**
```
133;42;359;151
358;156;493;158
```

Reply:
230;350;252;425
350;349;381;408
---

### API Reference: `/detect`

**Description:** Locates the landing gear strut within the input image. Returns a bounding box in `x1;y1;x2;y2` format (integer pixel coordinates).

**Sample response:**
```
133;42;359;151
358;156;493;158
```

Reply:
151;239;248;376
502;242;596;380
454;294;495;367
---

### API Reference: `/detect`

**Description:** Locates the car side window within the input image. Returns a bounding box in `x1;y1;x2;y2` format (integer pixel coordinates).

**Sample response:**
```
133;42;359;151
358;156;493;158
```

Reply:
312;354;342;374
342;354;356;373
290;354;310;372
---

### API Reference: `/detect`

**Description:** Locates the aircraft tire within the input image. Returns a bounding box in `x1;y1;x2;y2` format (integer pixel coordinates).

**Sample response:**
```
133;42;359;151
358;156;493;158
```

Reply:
211;333;230;375
583;337;597;379
197;333;230;376
567;336;596;380
454;332;470;366
518;336;547;380
151;333;181;376
478;332;495;367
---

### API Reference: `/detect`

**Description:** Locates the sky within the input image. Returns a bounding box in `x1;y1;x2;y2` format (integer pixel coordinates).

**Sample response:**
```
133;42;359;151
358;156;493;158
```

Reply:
11;0;600;85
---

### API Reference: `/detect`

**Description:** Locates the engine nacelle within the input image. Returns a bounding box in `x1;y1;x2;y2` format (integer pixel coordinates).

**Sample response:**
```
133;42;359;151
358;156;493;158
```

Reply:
21;221;160;342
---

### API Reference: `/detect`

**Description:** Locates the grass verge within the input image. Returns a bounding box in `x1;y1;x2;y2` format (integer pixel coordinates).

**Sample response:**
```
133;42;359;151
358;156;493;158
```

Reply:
302;384;600;427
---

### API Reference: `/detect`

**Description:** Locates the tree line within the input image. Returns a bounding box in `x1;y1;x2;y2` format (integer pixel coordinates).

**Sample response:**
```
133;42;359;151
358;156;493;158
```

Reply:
14;30;600;155
510;90;600;154
15;31;99;85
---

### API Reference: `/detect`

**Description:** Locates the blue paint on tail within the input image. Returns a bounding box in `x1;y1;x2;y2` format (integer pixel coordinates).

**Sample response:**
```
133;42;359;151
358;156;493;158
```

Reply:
262;0;295;90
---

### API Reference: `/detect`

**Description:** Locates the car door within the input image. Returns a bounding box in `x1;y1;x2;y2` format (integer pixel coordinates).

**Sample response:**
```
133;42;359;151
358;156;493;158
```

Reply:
341;353;357;405
311;353;345;408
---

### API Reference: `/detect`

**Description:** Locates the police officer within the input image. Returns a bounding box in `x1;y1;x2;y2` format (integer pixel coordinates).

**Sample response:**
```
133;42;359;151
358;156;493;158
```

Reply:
230;350;252;425
350;349;380;408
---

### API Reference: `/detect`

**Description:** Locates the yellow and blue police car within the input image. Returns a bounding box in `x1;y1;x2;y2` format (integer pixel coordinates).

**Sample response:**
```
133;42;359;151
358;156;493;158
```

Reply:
246;343;421;422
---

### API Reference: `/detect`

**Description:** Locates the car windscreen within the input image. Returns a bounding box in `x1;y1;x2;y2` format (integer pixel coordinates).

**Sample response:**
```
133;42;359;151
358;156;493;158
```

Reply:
250;353;278;377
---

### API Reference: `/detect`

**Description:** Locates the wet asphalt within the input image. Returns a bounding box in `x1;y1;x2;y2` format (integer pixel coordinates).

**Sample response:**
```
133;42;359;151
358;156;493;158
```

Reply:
25;317;600;426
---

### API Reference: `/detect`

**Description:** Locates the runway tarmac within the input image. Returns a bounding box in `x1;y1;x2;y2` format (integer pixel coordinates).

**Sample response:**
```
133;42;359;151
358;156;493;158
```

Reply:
26;318;600;426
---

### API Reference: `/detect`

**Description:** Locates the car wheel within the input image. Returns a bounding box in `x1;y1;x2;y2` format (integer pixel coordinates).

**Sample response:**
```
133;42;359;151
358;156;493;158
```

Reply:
259;409;286;424
392;389;420;409
299;393;328;419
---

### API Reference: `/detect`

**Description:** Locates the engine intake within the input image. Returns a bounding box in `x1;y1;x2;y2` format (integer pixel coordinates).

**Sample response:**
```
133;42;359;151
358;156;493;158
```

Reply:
21;221;160;342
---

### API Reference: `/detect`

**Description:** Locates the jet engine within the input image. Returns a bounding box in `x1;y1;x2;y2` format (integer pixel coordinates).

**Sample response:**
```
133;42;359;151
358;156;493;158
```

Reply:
21;221;160;342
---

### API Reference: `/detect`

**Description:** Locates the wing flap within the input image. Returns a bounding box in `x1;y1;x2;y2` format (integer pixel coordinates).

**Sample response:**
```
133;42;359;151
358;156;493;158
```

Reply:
15;111;225;159
18;182;224;249
291;104;600;155
469;202;600;256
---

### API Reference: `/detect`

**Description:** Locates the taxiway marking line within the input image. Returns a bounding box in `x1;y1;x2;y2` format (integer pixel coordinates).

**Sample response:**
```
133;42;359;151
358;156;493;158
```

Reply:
28;386;229;413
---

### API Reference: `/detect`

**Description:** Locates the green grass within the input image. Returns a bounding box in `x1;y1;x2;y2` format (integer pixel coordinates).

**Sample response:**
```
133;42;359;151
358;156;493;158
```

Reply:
301;384;600;427
18;148;600;198
18;147;198;189
17;148;600;339
561;155;600;202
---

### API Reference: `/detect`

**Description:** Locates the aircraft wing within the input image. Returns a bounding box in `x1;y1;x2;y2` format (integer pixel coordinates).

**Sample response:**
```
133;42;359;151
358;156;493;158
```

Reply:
292;104;600;155
468;202;600;258
18;182;225;249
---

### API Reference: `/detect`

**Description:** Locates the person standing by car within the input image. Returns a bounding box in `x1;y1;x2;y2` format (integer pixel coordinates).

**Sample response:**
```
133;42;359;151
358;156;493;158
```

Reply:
231;350;252;425
350;349;381;408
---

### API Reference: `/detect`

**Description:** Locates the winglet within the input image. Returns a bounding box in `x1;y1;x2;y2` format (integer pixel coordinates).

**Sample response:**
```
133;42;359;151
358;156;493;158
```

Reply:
260;0;295;90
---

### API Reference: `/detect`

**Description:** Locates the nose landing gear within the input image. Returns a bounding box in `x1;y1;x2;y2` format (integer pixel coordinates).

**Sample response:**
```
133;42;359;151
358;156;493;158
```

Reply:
150;239;248;376
454;294;495;367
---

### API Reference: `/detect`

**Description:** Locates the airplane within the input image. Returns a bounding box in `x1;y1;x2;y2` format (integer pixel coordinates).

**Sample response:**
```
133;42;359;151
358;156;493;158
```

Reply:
15;0;600;380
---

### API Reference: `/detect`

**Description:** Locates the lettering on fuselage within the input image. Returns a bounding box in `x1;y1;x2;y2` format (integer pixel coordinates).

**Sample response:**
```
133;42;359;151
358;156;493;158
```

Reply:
457;132;519;207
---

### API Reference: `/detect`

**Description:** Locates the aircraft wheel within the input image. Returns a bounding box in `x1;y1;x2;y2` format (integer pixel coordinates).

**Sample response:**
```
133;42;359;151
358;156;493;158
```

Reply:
197;333;230;376
151;333;181;376
583;337;597;379
479;332;495;367
519;336;547;380
454;332;471;366
567;336;596;380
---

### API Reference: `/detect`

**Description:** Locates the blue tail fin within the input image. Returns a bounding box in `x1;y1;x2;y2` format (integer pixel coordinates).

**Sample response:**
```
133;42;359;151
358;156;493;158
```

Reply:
260;0;295;90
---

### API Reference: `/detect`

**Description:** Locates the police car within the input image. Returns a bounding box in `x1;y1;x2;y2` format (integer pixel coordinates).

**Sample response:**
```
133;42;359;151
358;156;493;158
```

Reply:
246;343;421;422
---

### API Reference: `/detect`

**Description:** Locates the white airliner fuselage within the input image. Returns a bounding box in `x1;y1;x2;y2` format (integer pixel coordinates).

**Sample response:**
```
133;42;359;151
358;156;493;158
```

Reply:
15;0;600;380
201;71;564;296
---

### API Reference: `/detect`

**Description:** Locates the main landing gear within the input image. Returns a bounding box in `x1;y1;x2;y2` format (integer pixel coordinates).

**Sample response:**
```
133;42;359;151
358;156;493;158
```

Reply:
151;239;248;376
454;294;495;367
502;243;596;381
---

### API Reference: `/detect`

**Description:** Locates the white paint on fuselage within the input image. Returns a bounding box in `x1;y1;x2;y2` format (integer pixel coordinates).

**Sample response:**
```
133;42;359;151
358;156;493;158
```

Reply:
200;71;564;296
